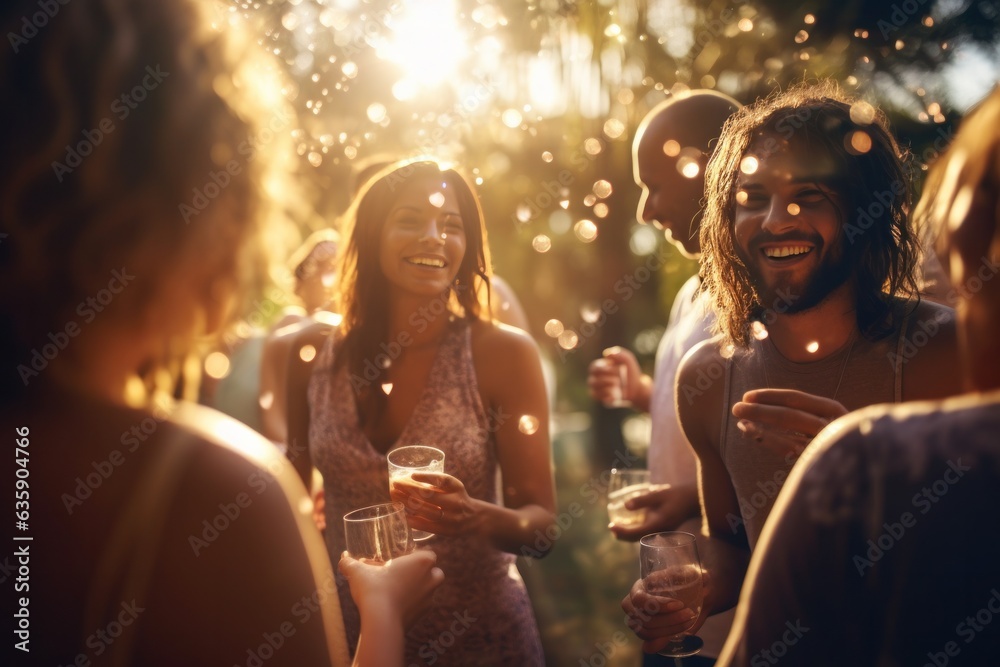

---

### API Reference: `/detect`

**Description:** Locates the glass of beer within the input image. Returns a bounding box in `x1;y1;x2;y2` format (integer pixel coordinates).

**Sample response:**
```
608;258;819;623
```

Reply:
387;445;445;541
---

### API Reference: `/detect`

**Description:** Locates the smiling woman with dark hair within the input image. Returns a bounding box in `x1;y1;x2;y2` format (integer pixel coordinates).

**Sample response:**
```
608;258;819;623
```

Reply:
287;158;556;666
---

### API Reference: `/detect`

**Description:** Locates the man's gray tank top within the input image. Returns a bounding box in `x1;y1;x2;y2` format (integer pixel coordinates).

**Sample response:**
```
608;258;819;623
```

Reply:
719;301;913;548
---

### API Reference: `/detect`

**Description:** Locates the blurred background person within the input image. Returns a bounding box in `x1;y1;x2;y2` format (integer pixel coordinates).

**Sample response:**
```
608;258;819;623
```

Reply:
260;229;341;447
587;89;740;666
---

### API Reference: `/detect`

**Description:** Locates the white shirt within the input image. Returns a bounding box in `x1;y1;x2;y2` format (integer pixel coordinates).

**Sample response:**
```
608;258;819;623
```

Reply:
648;274;714;487
647;273;733;658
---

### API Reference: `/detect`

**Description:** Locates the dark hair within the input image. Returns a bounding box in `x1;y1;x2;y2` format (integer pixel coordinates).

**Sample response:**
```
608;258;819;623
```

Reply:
700;81;920;348
335;159;492;425
0;0;295;398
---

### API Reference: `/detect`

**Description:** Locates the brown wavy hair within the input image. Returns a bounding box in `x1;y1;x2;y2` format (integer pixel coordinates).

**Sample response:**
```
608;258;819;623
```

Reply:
700;81;920;349
334;159;492;426
0;0;296;399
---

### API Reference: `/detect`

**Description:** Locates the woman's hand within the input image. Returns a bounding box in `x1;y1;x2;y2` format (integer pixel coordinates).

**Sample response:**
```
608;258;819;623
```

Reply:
389;471;483;537
339;549;444;629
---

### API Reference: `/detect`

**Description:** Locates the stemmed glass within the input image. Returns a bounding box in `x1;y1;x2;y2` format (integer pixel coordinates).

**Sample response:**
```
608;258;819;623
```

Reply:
387;445;445;541
639;531;705;658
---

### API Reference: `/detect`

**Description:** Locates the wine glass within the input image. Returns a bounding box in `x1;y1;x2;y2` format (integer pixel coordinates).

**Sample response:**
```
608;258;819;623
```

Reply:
639;531;705;658
343;502;414;562
606;468;651;528
387;445;445;541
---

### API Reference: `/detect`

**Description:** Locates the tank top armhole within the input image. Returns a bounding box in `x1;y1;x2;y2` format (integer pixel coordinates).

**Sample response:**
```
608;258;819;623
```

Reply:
893;306;912;403
719;356;734;459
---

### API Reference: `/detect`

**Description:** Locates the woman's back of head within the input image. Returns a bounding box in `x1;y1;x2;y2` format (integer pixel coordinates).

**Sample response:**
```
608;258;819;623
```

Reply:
0;0;293;400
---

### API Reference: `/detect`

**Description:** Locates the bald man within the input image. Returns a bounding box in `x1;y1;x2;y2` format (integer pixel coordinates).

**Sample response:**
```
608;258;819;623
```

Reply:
587;90;739;665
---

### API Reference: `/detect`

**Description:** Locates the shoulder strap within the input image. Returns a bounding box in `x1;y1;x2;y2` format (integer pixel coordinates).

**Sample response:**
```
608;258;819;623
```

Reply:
717;355;733;460
82;434;195;666
893;303;914;403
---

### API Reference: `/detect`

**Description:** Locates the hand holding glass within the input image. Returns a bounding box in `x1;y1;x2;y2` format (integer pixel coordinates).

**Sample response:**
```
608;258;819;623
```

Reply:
343;502;414;562
607;468;651;528
387;445;446;541
600;358;631;408
639;531;705;658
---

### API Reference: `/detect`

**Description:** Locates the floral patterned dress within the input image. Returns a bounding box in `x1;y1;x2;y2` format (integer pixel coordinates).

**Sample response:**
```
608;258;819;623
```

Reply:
309;320;545;666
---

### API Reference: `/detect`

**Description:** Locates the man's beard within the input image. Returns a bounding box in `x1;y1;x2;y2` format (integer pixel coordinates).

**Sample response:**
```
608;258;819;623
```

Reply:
740;235;853;317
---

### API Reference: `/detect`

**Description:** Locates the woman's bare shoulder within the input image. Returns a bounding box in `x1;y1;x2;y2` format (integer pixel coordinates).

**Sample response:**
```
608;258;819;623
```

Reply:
469;318;537;355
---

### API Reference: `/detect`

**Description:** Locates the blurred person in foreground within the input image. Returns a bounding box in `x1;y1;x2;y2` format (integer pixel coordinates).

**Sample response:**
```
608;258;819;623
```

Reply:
623;82;962;654
715;86;1000;666
0;1;439;664
587;89;740;665
287;158;556;665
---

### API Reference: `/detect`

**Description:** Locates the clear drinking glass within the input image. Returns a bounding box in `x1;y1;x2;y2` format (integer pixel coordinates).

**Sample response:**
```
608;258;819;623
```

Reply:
387;445;446;541
639;531;705;658
602;358;631;408
343;502;414;562
607;468;651;528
